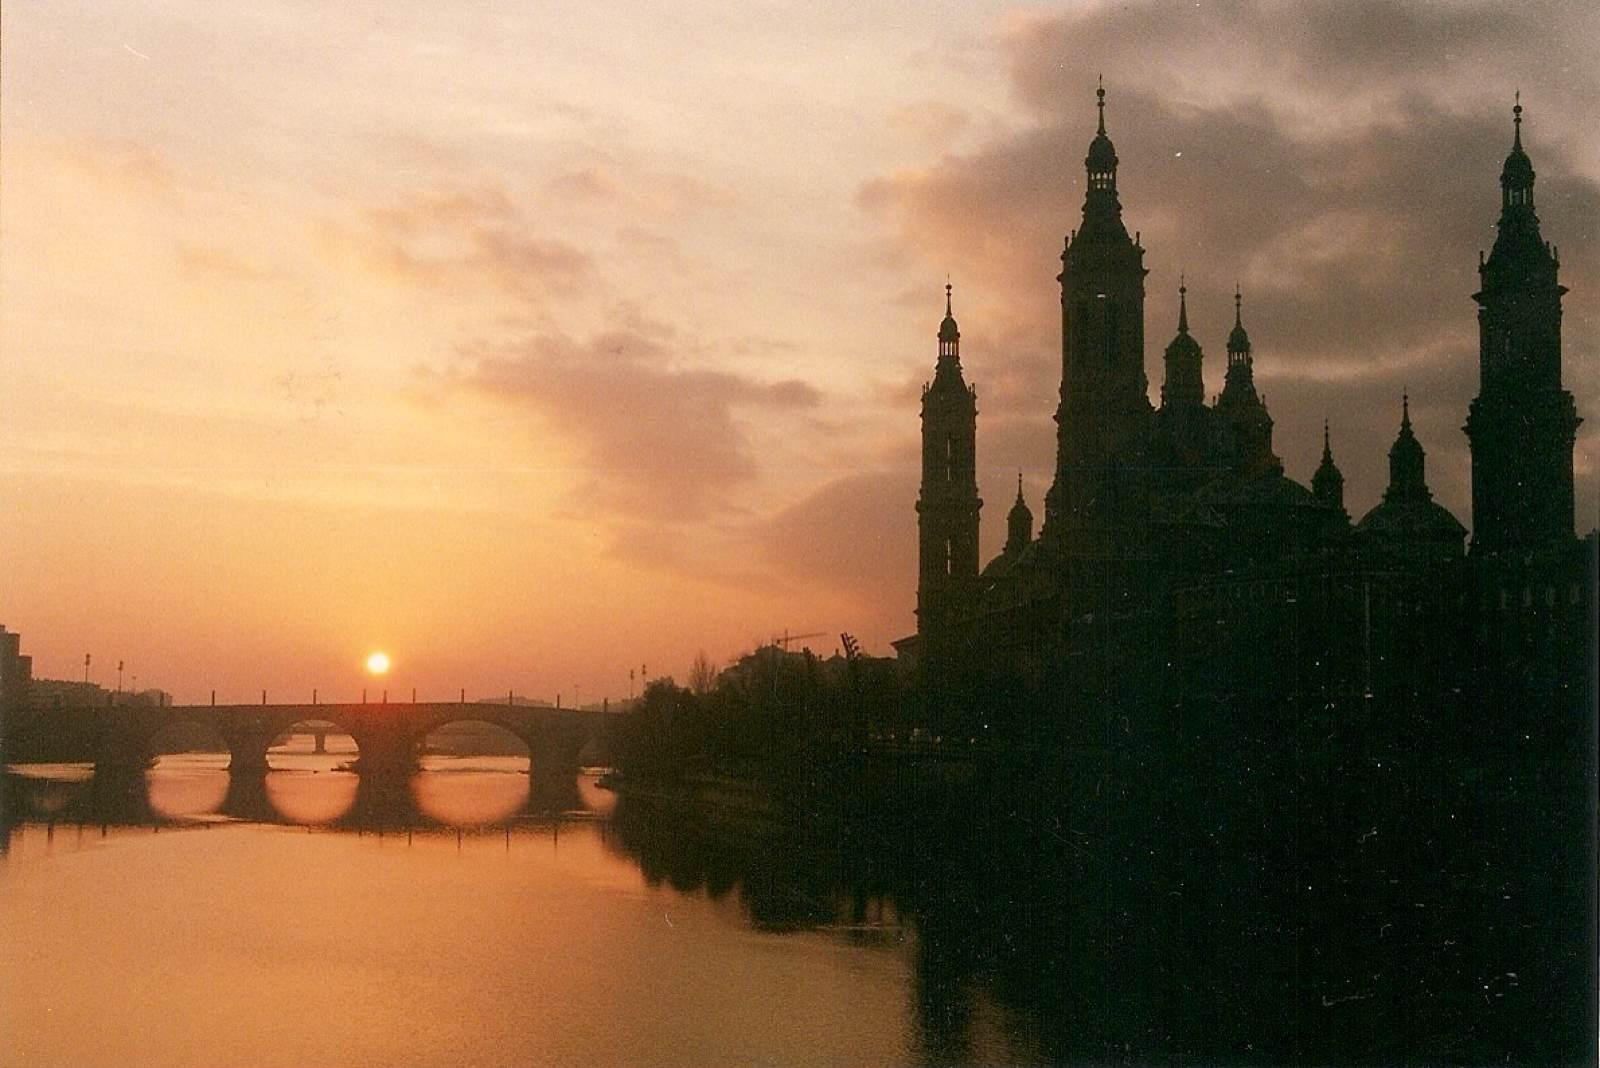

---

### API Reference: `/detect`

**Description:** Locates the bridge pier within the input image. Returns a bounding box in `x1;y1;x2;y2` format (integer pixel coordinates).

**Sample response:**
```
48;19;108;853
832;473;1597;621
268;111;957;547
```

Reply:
221;727;272;776
350;732;418;779
528;737;585;814
218;768;276;823
88;762;153;825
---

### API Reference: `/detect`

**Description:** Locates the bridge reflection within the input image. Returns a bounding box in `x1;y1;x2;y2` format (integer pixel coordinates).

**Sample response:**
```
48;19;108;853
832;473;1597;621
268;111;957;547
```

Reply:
3;760;591;832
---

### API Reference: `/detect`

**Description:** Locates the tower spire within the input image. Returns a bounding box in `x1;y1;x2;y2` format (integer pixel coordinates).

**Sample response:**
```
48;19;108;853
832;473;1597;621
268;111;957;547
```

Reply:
1005;470;1033;554
1097;74;1106;134
1468;94;1578;554
1177;274;1189;332
1313;417;1346;517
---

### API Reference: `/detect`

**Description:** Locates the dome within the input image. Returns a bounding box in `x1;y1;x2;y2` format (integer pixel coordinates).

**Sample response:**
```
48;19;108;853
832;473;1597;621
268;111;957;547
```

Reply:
938;311;959;343
1227;288;1252;354
938;283;960;343
1355;497;1467;545
1086;128;1118;173
1165;329;1202;362
1501;101;1534;189
1084;83;1118;174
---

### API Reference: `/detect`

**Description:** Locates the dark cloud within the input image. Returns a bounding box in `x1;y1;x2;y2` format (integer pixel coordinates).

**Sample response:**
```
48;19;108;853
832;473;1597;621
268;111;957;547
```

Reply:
758;470;917;611
465;329;820;522
862;2;1599;529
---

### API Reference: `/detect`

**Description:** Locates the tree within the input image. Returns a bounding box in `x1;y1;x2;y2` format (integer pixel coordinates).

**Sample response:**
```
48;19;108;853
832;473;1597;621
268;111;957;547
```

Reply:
688;650;718;696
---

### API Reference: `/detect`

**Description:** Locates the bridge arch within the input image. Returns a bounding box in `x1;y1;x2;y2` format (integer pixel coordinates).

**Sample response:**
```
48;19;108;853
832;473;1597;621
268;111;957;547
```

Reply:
265;716;363;771
140;717;231;820
409;716;533;825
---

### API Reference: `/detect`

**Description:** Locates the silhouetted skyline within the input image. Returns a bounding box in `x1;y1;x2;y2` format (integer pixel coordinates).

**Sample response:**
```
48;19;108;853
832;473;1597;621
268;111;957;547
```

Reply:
2;3;1595;704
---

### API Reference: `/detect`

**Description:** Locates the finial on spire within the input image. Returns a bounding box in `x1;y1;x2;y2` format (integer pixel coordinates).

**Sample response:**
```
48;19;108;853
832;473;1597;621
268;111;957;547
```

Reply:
1513;90;1523;148
1401;391;1411;428
1234;284;1243;326
1096;75;1106;134
1323;418;1331;456
945;279;953;317
1016;471;1025;499
1177;276;1189;332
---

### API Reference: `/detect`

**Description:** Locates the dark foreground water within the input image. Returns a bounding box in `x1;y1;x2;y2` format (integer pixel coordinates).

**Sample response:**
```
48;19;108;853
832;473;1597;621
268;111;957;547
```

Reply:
1;758;1023;1068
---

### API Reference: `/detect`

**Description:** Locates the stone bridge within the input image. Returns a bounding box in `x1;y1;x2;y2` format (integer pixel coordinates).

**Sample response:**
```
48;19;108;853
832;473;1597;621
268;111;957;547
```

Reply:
83;701;611;780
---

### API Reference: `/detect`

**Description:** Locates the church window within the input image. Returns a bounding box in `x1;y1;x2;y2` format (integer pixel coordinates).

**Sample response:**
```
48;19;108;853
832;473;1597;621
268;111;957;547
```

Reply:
944;434;954;483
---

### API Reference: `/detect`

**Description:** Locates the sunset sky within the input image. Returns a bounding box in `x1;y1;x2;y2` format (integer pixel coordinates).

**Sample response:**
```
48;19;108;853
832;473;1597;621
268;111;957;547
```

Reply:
3;1;1595;704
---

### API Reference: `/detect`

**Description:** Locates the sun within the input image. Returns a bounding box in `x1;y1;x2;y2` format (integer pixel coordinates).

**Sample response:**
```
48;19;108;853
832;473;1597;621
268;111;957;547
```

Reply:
366;651;391;676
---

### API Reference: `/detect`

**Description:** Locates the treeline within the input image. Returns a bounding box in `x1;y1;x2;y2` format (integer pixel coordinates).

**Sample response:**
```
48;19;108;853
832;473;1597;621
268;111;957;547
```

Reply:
610;646;912;788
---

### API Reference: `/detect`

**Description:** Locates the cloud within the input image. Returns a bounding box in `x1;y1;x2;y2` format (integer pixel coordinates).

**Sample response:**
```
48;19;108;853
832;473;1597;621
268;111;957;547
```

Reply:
861;2;1600;528
318;186;592;305
888;101;972;149
462;329;821;522
758;470;917;609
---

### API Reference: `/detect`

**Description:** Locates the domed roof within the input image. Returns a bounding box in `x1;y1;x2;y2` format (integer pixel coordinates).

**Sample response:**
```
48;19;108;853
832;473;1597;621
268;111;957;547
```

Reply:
1501;99;1534;188
1085;81;1118;173
1007;478;1033;527
1164;284;1201;360
938;283;959;343
1226;287;1251;353
1355;497;1467;543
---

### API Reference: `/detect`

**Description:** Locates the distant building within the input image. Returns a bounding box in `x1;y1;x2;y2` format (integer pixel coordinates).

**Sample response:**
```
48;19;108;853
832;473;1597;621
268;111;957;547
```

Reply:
1;624;34;718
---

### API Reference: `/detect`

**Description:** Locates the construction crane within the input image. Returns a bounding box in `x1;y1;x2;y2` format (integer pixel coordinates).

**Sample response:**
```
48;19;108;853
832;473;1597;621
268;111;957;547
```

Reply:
772;629;827;650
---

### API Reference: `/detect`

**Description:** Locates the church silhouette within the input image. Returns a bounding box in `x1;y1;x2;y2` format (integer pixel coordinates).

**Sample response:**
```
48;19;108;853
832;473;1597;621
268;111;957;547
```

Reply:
902;87;1589;717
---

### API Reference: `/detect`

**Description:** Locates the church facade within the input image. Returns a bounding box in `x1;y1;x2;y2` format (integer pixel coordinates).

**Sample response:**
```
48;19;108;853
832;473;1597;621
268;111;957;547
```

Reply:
904;90;1590;724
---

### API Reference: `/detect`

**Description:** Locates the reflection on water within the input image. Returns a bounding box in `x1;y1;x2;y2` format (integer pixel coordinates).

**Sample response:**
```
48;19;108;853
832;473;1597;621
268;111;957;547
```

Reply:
144;754;230;820
410;756;529;825
263;769;360;824
0;772;920;1068
7;747;1586;1067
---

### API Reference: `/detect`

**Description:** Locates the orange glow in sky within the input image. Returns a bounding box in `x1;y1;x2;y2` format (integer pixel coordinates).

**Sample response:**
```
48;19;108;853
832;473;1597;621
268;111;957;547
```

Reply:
1;4;1594;705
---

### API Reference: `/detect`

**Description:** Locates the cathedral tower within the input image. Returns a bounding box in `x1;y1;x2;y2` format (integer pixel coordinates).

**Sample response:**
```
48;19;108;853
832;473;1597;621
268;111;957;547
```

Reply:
1160;281;1204;409
917;285;982;632
1215;289;1279;476
1043;82;1150;544
1312;420;1347;519
1464;98;1580;554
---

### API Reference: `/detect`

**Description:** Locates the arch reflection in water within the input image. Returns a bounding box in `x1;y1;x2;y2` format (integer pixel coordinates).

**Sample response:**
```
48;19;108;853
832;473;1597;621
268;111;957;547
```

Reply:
144;720;231;820
264;720;361;824
410;719;530;826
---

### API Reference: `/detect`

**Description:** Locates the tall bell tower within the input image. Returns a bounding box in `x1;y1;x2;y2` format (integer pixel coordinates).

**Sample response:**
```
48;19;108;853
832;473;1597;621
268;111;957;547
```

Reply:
1465;97;1580;554
1042;81;1150;547
916;285;982;633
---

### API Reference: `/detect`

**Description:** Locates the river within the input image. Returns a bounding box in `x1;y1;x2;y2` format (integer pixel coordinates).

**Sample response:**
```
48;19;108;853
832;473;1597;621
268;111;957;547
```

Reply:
1;755;1040;1067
